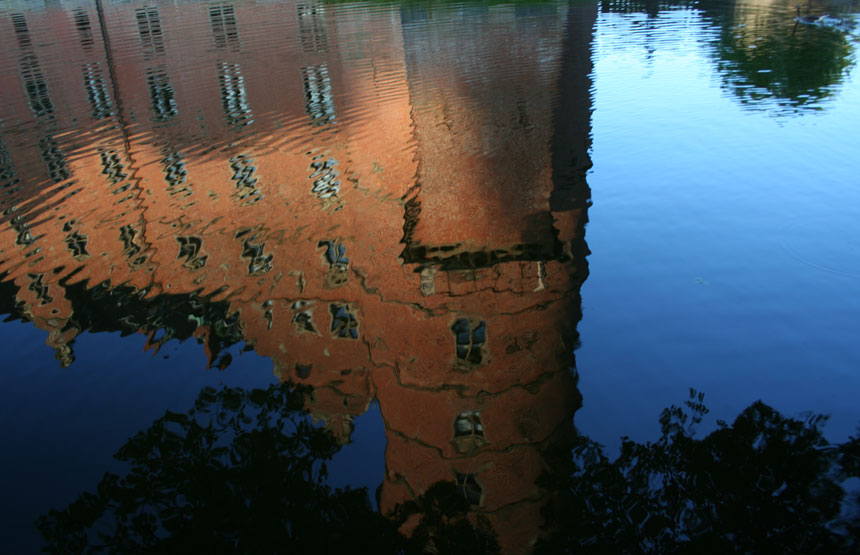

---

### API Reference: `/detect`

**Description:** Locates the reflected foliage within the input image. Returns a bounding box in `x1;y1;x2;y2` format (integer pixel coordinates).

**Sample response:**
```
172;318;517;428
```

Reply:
0;275;245;369
38;384;860;553
36;382;499;554
538;389;860;553
699;0;856;113
391;482;500;554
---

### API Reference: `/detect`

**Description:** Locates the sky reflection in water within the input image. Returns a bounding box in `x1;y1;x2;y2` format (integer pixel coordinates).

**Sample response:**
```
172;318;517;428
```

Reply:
0;0;858;552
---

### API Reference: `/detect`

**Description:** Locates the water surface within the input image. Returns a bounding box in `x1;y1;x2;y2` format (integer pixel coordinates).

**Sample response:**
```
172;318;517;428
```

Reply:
1;0;859;552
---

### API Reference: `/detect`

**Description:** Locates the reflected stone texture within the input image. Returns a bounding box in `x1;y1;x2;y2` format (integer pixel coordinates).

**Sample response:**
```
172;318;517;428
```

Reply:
0;1;594;551
1;1;858;553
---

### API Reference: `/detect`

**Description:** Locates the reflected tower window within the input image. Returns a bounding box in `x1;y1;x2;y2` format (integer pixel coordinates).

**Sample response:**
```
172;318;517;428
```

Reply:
136;7;165;60
119;224;148;269
162;151;192;197
300;64;336;126
147;69;178;122
11;13;31;49
329;303;358;339
10;213;35;247
39;135;70;183
217;62;253;128
0;139;22;200
73;8;95;51
20;55;54;119
229;154;262;205
235;228;272;276
83;63;113;120
63;220;89;260
27;273;53;305
297;1;328;53
176;236;207;270
317;239;348;288
452;411;489;454
455;473;483;506
99;149;127;187
291;300;319;335
451;318;487;368
454;411;485;438
308;154;340;199
209;4;239;51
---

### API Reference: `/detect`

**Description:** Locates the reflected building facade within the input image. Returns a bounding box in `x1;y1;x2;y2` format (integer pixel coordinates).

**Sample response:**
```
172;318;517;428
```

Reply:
0;1;595;551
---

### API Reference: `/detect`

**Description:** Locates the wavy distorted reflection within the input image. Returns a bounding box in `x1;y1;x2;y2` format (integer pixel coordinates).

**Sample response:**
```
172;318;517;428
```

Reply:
1;1;590;552
1;0;858;553
600;0;858;113
37;385;860;553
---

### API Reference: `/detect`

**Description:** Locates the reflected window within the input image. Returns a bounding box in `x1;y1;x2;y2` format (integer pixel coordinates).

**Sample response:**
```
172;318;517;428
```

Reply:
454;411;485;439
162;151;192;197
176;236;207;270
295;363;312;379
291;300;318;335
229;154;262;205
301;64;336;126
147;69;178;122
297;1;328;53
0;139;21;200
455;473;482;506
39;135;70;184
136;7;165;60
451;318;487;366
11;214;34;247
217;62;253;128
329;303;358;339
235;228;272;276
83;63;113;120
27;273;53;305
99;149;127;186
210;4;239;50
318;239;348;288
73;8;94;51
20;55;53;119
63;220;89;260
11;13;31;49
119;224;148;269
308;155;340;199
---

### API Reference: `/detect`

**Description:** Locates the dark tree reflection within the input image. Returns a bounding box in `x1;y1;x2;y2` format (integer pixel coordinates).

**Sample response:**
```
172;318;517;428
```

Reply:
537;390;860;554
36;382;499;554
38;386;859;554
699;0;856;113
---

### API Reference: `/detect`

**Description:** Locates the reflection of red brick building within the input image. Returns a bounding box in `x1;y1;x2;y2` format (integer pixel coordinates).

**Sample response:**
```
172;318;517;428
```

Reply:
0;1;595;552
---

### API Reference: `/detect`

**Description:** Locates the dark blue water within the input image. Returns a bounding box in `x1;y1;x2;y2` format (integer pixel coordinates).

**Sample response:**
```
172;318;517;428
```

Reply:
1;0;858;552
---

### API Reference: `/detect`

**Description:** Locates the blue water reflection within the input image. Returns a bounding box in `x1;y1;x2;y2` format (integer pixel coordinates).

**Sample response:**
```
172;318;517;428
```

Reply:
0;0;858;552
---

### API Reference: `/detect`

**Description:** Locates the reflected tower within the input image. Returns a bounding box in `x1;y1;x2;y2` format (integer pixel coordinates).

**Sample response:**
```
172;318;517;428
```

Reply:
0;1;595;552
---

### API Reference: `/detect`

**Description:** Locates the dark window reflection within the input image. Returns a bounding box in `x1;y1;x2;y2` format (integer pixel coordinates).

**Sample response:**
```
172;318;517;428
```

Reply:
209;3;240;50
136;7;166;60
146;68;178;122
73;8;95;51
82;63;113;120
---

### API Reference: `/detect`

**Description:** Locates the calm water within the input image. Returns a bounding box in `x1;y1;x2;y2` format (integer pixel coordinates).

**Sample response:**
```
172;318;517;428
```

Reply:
1;0;859;552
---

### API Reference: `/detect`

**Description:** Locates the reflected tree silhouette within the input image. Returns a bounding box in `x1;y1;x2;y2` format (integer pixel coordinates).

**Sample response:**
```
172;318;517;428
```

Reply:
600;0;856;112
36;382;500;554
699;0;856;113
38;384;860;554
537;389;860;554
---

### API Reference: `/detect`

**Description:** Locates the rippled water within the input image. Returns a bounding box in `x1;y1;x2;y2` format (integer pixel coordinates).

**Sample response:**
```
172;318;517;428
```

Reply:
1;0;858;552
